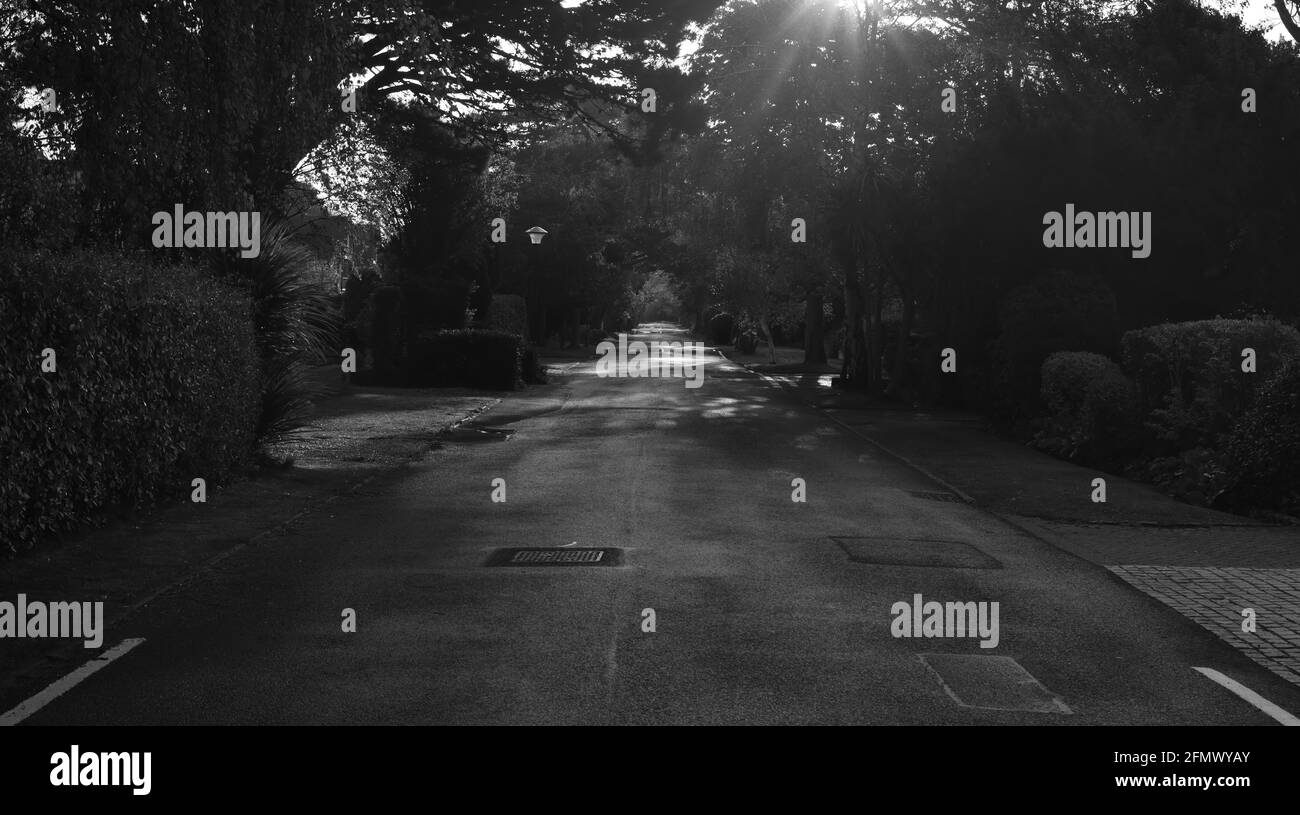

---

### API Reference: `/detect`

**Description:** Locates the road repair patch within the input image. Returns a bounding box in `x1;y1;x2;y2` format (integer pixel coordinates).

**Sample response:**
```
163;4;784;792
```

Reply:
831;537;1001;569
921;653;1072;714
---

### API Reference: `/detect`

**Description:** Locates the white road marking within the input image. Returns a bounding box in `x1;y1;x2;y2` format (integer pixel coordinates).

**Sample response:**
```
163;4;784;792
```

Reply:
1193;666;1300;726
0;638;146;726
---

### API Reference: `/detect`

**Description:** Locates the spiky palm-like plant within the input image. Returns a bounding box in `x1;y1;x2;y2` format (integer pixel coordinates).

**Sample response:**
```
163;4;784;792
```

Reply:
238;218;340;446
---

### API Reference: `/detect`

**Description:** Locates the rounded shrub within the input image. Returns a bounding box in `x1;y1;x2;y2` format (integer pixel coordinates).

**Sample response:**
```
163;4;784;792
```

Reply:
1034;351;1139;467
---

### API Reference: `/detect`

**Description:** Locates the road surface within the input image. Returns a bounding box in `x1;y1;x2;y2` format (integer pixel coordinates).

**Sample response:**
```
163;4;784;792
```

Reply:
9;326;1300;725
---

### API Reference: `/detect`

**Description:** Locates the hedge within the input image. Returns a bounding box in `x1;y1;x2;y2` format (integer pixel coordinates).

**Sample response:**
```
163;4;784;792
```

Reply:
0;251;260;552
405;329;523;390
488;294;529;340
1216;358;1300;515
1121;317;1300;452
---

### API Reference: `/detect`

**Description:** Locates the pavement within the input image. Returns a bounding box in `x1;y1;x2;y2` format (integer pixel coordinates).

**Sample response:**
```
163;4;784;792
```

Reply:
755;366;1300;689
1;327;1299;724
0;372;498;709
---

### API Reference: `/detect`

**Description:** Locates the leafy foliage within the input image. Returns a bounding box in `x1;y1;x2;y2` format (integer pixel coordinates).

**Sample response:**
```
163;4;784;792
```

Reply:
991;271;1120;428
1217;358;1300;516
1121;317;1300;453
0;251;259;552
488;294;530;339
233;219;340;446
1034;351;1139;468
403;329;523;390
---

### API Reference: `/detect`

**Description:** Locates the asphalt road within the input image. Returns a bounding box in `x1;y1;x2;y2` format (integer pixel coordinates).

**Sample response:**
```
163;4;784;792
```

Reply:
13;326;1300;724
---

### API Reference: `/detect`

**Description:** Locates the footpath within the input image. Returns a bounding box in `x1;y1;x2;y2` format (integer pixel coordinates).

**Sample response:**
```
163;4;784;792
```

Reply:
751;365;1300;689
0;367;504;708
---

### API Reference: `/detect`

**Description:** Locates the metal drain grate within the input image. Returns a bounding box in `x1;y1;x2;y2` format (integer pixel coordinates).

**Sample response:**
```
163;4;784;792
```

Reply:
831;537;1001;569
485;547;622;567
907;490;967;503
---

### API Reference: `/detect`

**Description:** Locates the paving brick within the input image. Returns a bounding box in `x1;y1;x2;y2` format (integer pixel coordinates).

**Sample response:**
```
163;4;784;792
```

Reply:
1109;565;1300;685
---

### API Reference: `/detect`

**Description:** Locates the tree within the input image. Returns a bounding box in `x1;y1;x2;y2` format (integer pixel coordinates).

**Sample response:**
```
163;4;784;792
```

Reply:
350;0;721;151
1275;0;1300;43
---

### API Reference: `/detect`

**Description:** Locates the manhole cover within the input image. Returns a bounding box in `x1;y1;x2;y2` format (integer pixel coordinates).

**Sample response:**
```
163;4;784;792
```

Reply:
920;654;1072;714
906;490;968;503
485;547;622;567
830;537;1000;569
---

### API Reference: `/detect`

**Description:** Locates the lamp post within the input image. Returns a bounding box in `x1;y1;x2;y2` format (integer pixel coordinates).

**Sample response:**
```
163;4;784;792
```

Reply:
524;227;549;343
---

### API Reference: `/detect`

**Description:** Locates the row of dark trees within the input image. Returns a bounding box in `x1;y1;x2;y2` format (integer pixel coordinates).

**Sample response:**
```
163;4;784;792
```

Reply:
491;0;1300;409
1;0;729;409
6;1;1300;396
625;0;1300;400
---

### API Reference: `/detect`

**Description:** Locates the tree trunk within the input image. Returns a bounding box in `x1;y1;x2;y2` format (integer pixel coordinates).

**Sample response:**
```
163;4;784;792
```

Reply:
759;314;776;364
804;291;826;364
889;286;915;402
842;261;869;388
865;267;885;395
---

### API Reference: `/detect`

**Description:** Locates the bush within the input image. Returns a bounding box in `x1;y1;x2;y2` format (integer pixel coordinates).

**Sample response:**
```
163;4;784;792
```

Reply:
405;329;523;390
1133;448;1231;508
1121;317;1300;453
488;294;529;340
992;271;1120;428
404;276;473;332
237;220;338;445
522;345;548;384
0;251;260;552
1215;358;1300;515
1033;351;1139;467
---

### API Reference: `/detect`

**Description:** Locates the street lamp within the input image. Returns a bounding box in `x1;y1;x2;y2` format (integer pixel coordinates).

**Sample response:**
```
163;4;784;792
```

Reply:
526;226;548;245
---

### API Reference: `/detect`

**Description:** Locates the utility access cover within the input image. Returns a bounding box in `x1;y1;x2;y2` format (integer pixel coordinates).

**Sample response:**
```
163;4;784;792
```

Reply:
485;548;622;567
920;654;1072;714
831;537;1000;569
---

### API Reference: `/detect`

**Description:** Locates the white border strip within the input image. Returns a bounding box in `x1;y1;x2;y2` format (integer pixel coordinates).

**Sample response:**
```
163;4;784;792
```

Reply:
1193;666;1300;726
0;638;146;726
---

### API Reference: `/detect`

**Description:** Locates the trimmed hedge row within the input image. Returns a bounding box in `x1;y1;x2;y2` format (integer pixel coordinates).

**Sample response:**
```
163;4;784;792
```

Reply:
0;251;260;552
488;294;529;339
1033;317;1300;514
405;329;523;390
1121;317;1300;451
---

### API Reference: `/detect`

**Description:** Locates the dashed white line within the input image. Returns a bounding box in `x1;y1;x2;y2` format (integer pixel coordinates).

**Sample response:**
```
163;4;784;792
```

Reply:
0;638;146;726
1193;666;1300;726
